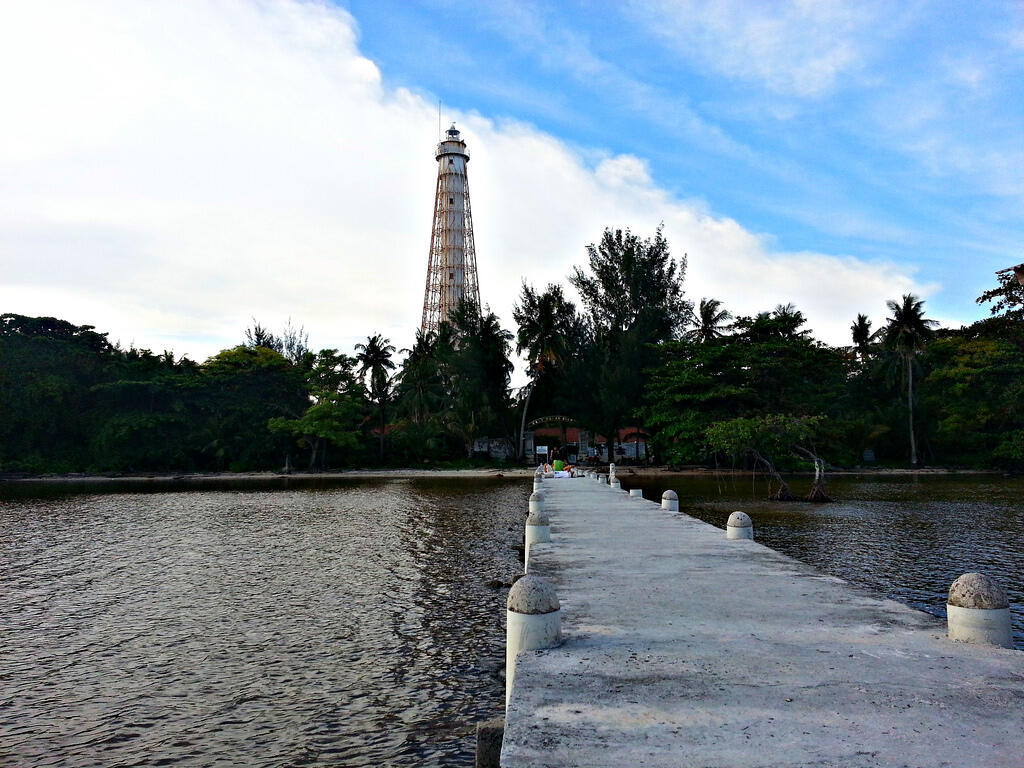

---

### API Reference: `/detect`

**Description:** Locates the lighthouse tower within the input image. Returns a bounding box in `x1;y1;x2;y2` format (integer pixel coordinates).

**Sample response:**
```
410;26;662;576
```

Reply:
421;124;481;333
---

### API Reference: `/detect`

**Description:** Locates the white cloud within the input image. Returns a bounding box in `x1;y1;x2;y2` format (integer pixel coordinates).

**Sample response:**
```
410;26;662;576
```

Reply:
630;0;884;97
0;0;926;368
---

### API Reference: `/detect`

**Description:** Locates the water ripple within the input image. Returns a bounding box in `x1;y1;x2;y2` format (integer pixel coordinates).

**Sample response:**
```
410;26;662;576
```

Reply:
1;479;527;767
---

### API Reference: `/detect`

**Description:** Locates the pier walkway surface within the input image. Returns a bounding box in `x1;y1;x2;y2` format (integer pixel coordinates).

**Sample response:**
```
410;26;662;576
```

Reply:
502;477;1024;767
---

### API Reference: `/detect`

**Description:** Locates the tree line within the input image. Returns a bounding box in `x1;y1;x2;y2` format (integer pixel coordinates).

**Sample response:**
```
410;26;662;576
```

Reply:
1;227;1022;475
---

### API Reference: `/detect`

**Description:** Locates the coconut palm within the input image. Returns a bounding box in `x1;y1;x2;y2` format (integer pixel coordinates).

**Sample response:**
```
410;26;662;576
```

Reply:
685;298;732;343
355;333;396;460
513;284;579;458
883;294;938;466
850;313;879;362
772;303;809;338
442;300;515;457
741;303;811;342
396;329;442;427
513;283;577;377
475;310;515;403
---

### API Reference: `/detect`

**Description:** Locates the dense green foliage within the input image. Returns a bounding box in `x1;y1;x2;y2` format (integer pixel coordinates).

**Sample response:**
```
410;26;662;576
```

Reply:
518;226;692;455
2;229;1022;474
642;293;1024;471
705;414;829;499
0;315;324;473
390;299;516;461
513;229;1024;473
645;306;850;465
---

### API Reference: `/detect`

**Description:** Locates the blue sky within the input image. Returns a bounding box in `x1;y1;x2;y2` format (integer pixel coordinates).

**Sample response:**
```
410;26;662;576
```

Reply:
1;1;1021;365
343;0;1023;321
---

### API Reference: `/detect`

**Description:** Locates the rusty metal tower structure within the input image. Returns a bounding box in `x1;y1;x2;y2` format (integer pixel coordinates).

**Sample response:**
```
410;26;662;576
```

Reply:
421;123;481;333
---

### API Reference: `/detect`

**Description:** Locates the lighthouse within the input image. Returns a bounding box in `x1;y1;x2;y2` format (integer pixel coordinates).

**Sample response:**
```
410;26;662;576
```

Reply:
420;124;481;333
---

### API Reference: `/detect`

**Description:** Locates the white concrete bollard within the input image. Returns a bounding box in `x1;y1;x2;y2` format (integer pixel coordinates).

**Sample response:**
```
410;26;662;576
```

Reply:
946;572;1013;648
524;511;551;572
629;488;643;498
598;474;607;485
533;477;542;492
528;491;545;516
726;511;754;539
661;490;678;512
506;574;561;706
610;478;621;490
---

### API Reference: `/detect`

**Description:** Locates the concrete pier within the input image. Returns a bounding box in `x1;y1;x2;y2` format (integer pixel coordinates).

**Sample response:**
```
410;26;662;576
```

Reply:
503;478;1023;767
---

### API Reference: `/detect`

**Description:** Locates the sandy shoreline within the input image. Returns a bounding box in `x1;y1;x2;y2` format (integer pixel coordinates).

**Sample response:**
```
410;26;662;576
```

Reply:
0;465;1001;488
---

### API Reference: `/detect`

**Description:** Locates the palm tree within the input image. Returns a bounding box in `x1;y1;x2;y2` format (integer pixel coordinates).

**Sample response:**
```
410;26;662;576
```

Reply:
396;329;441;427
850;313;879;362
741;303;810;342
513;284;578;458
883;294;938;466
475;310;515;405
513;283;576;376
685;298;732;343
772;303;809;338
441;300;515;457
355;334;396;460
